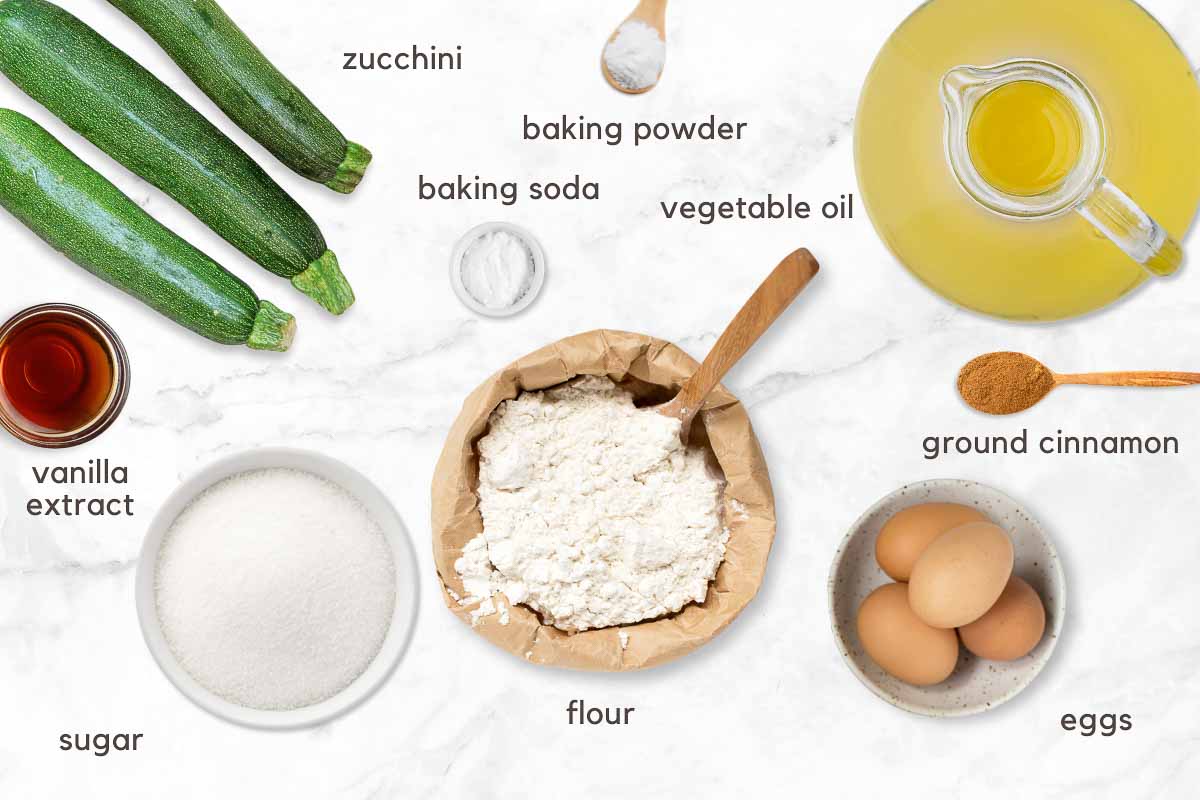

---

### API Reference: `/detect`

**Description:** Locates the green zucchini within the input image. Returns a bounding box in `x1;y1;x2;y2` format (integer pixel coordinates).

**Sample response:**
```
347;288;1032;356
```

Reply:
0;0;354;315
108;0;371;194
0;109;294;351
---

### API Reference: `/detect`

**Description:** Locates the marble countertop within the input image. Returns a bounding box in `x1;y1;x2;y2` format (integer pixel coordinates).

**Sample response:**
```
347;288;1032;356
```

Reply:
2;0;1198;796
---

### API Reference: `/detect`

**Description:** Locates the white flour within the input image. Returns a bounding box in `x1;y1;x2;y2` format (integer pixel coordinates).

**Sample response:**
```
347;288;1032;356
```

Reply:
456;376;728;632
603;20;666;91
155;469;396;711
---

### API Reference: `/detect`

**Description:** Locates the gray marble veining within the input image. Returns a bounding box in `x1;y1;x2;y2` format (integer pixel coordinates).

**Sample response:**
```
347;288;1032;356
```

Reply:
1;0;1198;797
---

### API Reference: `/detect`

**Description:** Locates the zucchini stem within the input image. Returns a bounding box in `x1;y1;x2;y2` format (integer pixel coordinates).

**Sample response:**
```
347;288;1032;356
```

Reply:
325;141;372;194
247;300;296;351
292;249;355;314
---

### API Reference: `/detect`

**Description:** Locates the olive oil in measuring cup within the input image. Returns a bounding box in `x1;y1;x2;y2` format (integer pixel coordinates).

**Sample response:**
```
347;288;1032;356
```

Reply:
967;81;1083;198
856;0;1200;321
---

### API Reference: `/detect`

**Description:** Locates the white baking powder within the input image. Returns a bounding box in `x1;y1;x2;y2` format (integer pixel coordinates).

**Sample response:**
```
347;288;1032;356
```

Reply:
603;20;666;91
456;376;728;632
155;469;396;711
460;230;535;310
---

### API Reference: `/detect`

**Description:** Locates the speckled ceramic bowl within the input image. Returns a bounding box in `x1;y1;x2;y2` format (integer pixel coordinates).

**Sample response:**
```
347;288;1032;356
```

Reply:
829;479;1065;717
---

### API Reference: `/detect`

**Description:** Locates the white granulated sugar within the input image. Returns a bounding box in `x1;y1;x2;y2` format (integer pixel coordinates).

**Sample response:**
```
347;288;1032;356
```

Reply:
603;20;666;91
456;376;728;633
460;230;535;310
155;468;396;711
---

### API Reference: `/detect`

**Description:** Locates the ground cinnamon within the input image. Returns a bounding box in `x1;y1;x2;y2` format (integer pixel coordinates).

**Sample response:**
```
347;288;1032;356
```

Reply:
957;352;1055;415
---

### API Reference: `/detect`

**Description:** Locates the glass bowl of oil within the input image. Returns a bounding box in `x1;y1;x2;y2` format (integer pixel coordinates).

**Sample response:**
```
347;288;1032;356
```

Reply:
0;304;130;448
855;0;1200;321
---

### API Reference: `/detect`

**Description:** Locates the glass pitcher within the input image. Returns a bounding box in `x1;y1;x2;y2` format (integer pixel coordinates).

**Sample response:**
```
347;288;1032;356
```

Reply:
942;59;1181;277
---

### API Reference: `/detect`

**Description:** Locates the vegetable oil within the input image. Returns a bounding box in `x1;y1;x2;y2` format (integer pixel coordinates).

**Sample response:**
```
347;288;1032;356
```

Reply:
967;81;1083;198
856;0;1200;321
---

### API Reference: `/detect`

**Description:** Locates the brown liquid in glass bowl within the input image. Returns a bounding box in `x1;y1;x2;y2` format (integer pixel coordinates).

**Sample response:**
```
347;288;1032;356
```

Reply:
0;316;113;433
0;305;129;447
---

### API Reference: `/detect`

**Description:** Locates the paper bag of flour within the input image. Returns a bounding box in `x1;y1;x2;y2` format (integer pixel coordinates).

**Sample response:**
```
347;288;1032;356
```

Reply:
431;329;776;671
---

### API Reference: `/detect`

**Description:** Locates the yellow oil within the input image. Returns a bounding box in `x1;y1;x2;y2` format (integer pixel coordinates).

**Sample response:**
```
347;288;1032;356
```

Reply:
856;0;1200;321
968;81;1083;196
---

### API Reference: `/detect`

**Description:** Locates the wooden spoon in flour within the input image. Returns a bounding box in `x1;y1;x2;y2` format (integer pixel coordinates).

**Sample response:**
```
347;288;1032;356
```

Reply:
657;248;821;442
602;0;669;95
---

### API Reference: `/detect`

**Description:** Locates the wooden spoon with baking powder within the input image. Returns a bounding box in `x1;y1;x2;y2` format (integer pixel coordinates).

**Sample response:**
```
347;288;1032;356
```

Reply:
958;351;1200;415
657;248;820;442
602;0;669;95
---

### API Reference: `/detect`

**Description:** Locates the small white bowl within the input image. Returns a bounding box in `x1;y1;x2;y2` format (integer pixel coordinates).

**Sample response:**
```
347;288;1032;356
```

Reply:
829;479;1066;717
136;448;419;730
450;222;546;318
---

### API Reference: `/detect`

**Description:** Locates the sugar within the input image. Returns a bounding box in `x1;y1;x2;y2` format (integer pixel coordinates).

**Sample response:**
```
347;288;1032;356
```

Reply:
155;468;396;711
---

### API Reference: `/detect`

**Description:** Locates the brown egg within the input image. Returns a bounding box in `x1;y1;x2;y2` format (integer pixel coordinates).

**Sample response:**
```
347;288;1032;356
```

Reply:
959;576;1046;661
909;522;1014;629
856;583;960;686
876;503;989;581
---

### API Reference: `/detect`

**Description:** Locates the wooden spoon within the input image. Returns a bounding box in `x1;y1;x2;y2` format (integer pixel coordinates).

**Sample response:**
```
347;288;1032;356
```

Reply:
602;0;669;95
657;248;821;441
958;351;1200;415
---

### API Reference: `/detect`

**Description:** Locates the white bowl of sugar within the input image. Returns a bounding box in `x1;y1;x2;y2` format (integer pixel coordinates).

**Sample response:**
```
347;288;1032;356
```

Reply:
136;448;419;729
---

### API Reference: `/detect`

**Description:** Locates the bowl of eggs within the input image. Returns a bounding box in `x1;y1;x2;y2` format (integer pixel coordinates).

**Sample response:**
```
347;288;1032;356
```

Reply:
829;479;1065;717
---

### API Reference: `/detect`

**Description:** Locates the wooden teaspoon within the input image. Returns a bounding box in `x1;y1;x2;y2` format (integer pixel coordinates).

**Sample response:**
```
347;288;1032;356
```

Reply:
958;351;1200;415
602;0;669;95
657;248;821;442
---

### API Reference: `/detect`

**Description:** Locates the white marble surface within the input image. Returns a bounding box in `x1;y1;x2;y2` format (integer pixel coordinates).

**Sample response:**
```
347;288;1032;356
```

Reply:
1;0;1199;796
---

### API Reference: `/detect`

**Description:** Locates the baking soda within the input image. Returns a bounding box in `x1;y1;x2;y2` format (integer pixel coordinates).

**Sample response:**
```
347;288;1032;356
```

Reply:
460;230;535;310
155;468;395;711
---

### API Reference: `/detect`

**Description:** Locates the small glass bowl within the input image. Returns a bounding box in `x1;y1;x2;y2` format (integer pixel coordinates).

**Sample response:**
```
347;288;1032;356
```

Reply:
0;304;131;448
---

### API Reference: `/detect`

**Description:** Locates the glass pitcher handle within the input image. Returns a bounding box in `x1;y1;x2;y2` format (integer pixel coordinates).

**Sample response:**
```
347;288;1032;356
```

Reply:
1078;178;1182;276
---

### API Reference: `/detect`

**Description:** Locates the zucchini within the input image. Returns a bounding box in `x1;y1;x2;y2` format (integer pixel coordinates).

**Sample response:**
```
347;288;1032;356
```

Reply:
108;0;372;194
0;0;354;315
0;109;295;351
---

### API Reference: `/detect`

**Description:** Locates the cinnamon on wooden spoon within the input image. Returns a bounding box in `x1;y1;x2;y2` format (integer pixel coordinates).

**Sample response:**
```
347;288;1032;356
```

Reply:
657;248;820;442
958;351;1200;415
602;0;669;95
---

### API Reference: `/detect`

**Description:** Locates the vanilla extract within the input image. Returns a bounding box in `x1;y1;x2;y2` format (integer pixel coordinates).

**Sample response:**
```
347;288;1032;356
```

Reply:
27;458;134;517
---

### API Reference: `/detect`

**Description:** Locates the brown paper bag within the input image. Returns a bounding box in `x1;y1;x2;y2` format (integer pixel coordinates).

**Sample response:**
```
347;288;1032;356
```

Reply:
431;330;776;671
